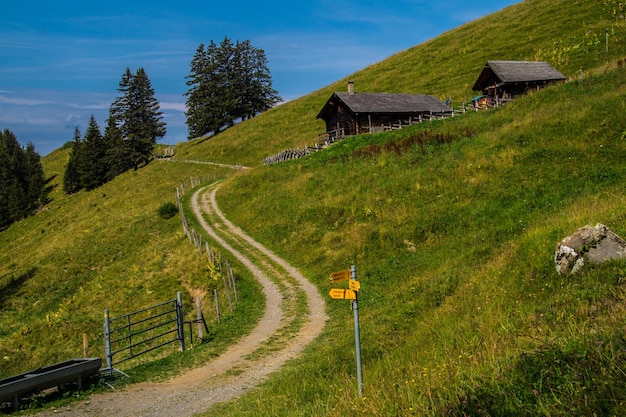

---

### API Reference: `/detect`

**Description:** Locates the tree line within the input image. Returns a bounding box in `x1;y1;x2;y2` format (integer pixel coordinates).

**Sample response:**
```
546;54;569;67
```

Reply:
185;37;281;138
0;129;48;229
63;67;166;194
1;37;279;227
64;37;279;193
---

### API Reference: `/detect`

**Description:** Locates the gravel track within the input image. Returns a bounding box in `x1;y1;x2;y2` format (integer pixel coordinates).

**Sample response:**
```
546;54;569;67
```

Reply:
29;182;327;417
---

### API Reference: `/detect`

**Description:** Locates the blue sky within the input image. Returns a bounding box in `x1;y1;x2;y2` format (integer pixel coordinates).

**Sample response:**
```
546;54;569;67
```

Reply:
1;1;518;155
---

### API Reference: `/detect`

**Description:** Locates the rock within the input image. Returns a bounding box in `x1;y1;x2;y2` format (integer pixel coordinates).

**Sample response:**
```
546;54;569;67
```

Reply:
555;223;626;275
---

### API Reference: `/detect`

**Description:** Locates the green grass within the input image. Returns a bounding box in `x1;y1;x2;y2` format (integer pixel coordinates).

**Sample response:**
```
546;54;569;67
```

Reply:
202;67;626;415
172;0;622;168
3;0;626;415
0;155;250;379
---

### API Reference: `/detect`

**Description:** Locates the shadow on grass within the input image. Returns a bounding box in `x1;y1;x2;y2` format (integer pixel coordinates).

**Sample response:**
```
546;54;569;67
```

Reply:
447;335;626;416
0;268;37;311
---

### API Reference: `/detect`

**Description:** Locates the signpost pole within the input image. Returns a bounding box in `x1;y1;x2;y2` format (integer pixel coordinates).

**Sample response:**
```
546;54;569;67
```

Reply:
103;309;112;371
351;265;363;399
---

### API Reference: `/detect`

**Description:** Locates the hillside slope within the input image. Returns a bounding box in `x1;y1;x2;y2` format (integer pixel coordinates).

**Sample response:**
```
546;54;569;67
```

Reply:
173;0;620;168
211;67;626;416
0;151;247;380
2;0;626;415
200;0;626;415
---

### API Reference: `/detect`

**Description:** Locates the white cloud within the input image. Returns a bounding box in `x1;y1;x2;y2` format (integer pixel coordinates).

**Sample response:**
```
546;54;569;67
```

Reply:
159;101;187;112
0;88;189;154
0;94;53;106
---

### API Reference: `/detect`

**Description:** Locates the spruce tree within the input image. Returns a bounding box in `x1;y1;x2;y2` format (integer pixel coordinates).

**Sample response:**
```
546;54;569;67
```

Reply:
236;40;281;120
0;129;16;226
103;116;131;179
0;129;47;227
130;68;166;168
185;42;222;138
1;129;27;224
110;68;133;125
79;116;108;191
109;67;166;170
25;141;46;210
216;37;238;130
184;37;281;139
63;128;83;194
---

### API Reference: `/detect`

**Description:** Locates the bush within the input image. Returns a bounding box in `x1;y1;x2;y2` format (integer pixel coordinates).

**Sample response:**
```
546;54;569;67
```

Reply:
157;202;178;219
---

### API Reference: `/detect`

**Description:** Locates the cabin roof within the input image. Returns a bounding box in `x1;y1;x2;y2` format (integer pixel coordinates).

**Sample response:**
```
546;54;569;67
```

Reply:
472;60;566;91
317;92;452;120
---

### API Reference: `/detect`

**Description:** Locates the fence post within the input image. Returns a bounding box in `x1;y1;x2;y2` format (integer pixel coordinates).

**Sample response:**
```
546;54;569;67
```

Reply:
104;309;112;371
82;333;89;358
229;266;238;301
214;288;221;324
196;296;204;341
222;264;233;313
127;315;133;358
176;292;185;352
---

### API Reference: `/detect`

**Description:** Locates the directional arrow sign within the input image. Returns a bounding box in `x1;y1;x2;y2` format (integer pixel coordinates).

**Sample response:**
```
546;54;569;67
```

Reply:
329;269;351;282
349;280;360;292
329;288;347;299
329;288;357;300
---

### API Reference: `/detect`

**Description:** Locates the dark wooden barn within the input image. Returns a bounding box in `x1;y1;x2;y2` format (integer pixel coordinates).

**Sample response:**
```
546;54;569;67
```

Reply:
472;60;566;100
317;83;453;138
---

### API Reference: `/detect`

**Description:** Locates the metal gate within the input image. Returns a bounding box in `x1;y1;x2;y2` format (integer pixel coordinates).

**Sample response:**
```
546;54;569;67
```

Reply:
103;292;185;373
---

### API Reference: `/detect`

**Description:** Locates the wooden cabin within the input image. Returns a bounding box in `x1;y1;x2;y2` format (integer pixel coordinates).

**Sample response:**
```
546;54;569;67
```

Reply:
472;60;566;100
317;82;453;138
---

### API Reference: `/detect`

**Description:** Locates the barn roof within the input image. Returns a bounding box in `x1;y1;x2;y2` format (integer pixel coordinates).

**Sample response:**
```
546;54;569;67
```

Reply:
317;92;452;120
472;60;566;91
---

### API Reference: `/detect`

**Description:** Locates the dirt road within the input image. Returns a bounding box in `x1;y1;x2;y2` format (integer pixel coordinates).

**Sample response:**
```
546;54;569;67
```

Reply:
31;182;327;416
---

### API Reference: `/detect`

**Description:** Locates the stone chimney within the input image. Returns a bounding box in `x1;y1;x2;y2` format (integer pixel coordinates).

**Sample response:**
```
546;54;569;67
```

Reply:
348;80;355;95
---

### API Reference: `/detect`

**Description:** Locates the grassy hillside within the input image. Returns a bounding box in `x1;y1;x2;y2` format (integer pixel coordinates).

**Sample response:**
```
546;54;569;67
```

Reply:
2;0;626;415
210;67;626;416
0;151;264;382
198;0;626;415
173;0;620;168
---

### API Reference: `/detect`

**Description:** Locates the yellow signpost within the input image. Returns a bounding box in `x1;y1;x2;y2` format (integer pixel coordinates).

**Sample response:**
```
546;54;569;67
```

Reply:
328;265;362;398
329;288;347;299
328;288;357;300
329;269;351;282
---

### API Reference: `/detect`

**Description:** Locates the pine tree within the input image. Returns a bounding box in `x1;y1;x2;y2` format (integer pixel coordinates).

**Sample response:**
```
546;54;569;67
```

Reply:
235;40;281;120
109;67;166;170
63;128;83;194
216;37;238;130
130;68;166;168
184;37;281;139
185;42;222;138
79;116;108;191
103;116;131;179
1;129;27;224
0;129;16;226
0;129;48;227
110;68;133;126
25;142;46;210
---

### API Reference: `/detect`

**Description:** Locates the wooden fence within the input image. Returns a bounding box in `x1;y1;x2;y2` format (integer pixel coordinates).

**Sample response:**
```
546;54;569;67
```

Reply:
175;177;239;330
263;111;463;165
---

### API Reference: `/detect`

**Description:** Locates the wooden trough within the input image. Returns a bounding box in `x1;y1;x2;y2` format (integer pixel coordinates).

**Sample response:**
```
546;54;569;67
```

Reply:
0;358;101;410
